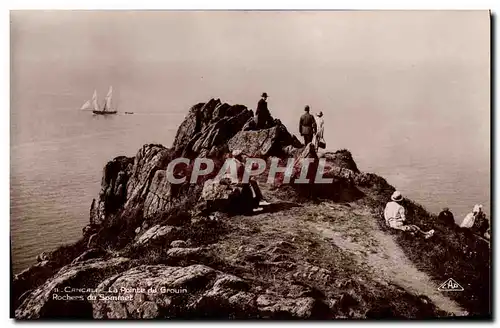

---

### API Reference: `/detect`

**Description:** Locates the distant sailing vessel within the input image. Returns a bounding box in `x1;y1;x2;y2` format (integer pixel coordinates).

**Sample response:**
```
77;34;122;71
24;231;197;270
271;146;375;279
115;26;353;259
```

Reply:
80;86;117;115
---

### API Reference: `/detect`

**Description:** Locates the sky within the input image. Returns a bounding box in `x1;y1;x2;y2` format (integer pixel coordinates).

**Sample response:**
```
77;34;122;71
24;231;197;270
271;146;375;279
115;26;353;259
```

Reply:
10;10;490;166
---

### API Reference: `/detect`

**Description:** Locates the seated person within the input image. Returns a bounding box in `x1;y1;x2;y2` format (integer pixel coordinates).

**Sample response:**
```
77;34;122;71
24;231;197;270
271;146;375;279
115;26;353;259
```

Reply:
384;191;435;239
438;207;455;227
461;204;489;237
226;150;270;211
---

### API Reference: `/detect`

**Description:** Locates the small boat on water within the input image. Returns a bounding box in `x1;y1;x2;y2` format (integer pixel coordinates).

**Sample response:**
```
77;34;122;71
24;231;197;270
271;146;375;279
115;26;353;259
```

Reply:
81;86;117;115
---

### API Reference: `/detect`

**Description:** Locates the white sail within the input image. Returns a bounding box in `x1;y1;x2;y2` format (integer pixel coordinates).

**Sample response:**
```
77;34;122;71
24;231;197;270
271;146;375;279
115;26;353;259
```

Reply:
92;90;99;111
103;86;113;111
80;100;91;110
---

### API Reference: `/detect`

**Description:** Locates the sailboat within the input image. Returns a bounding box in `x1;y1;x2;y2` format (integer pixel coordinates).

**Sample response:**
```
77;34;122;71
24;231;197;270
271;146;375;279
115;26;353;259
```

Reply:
80;86;117;115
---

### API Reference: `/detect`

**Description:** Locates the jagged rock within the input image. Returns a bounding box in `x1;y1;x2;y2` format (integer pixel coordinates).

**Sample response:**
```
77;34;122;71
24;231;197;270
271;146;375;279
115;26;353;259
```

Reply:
90;156;134;225
165;247;212;265
228;122;302;157
71;248;106;264
200;177;255;214
82;224;99;238
256;294;318;319
322;150;360;173
172;98;253;158
15;257;131;319
135;225;178;245
143;169;175;219
87;233;98;249
13;261;53;309
241;116;257;131
170;240;188;248
187;110;253;157
172;100;220;152
92;264;254;319
291;143;319;182
36;252;49;262
124;145;174;216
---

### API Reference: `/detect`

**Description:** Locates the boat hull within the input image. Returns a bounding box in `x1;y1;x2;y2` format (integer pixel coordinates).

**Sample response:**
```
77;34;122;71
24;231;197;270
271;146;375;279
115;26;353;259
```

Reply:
93;110;117;115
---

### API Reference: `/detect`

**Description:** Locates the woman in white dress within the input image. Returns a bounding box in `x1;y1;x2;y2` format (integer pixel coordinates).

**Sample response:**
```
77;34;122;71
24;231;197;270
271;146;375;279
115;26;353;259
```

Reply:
314;111;325;149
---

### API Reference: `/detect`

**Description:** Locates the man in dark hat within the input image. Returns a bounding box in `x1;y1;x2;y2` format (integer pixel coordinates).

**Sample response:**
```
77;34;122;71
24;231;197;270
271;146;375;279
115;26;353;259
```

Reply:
255;92;273;129
299;105;317;145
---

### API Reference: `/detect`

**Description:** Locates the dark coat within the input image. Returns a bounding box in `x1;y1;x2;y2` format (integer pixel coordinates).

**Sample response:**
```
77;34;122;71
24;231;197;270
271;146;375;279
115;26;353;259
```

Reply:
299;113;317;136
438;210;455;226
256;99;269;117
472;212;489;236
255;99;271;128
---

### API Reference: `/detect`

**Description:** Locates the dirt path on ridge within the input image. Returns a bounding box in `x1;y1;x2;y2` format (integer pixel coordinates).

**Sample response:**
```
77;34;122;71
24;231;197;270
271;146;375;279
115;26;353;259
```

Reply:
306;203;468;316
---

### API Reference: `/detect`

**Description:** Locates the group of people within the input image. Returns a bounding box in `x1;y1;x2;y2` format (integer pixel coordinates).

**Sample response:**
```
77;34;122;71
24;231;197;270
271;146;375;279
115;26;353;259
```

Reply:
254;92;489;237
384;190;489;240
255;92;326;150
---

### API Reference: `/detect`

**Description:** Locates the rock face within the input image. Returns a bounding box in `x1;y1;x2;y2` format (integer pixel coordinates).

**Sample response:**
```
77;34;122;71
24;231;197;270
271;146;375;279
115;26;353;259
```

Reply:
92;264;244;319
91;264;327;319
87;99;305;234
228;121;303;157
172;99;254;158
90;156;134;226
322;150;360;173
200;177;255;214
15;258;131;319
135;225;178;246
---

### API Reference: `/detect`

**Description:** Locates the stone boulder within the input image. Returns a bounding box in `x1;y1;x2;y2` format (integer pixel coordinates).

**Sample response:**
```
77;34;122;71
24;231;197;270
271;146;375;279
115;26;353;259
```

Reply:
71;248;107;264
170;240;188;248
228;121;302;157
91;264;254;319
322;150;360;173
200;178;255;214
172;98;254;158
256;294;319;319
134;225;179;246
15;257;131;319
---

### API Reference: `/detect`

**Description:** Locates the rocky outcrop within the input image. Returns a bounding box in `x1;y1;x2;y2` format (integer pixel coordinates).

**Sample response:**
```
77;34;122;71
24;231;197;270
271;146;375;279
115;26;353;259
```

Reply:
91;264;328;319
322;150;360;173
228;121;303;157
92;264;242;319
15;257;131;319
172;99;254;158
200;177;255;214
134;225;179;246
90;156;134;226
13;97;490;319
124;145;175;217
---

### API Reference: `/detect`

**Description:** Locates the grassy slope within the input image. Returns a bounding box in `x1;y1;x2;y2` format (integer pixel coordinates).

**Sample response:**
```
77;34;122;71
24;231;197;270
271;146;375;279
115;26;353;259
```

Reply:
373;198;491;317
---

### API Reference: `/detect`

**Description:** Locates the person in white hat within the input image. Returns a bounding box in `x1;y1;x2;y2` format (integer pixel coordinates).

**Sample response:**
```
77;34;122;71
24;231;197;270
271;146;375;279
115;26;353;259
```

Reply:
384;191;435;238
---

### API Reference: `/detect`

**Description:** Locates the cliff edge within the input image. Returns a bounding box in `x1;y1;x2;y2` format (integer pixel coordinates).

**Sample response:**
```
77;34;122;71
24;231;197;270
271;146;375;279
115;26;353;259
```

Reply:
12;99;491;319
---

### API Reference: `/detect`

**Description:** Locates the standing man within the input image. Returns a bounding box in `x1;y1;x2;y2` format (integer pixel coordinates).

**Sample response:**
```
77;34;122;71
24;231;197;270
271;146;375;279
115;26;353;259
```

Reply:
255;92;272;129
299;105;317;145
